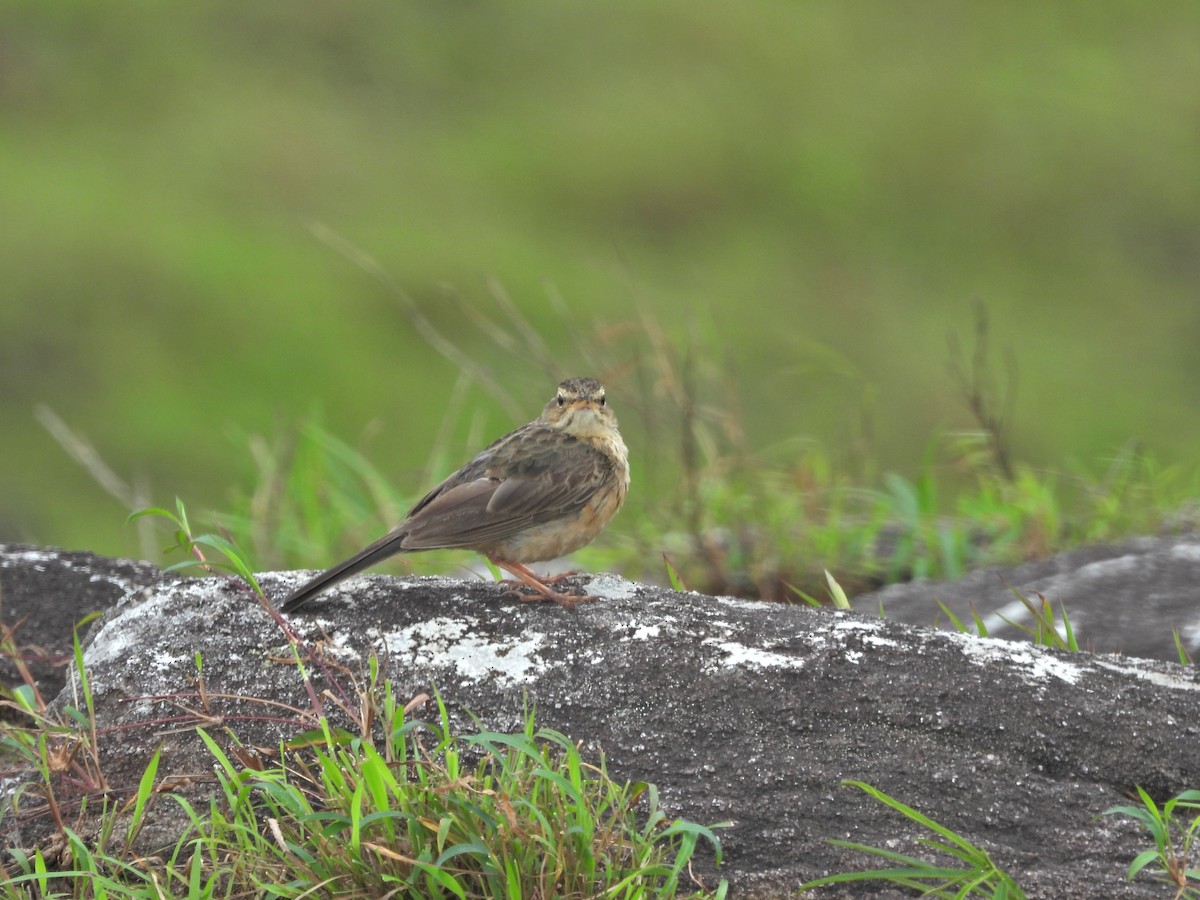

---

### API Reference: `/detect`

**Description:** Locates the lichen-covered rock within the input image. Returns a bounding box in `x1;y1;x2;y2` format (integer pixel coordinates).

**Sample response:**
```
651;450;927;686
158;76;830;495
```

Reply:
3;547;1199;895
0;544;165;705
859;535;1200;662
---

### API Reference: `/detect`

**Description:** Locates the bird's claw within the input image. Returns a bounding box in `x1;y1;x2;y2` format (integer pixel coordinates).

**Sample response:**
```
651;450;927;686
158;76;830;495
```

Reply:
499;582;596;608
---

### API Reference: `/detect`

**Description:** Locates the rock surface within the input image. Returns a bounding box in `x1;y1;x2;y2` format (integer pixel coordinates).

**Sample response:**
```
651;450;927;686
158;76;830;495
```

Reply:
0;544;163;707
857;535;1200;663
3;544;1199;896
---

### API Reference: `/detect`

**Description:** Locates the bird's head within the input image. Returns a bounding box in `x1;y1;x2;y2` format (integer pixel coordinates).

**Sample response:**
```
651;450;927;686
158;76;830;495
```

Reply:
542;376;618;438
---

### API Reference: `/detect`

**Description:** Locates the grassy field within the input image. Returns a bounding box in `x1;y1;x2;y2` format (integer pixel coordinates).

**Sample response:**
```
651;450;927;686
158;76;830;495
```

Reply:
3;3;1200;585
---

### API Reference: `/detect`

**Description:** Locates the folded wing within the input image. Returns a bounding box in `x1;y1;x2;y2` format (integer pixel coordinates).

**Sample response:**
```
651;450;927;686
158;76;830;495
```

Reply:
400;433;611;550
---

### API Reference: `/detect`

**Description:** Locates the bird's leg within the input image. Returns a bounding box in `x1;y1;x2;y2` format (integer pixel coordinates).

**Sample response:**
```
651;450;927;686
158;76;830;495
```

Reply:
488;557;596;608
537;570;579;585
496;565;578;586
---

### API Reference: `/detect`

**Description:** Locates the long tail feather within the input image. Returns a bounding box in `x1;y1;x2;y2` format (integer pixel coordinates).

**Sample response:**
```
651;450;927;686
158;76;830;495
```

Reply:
281;530;409;612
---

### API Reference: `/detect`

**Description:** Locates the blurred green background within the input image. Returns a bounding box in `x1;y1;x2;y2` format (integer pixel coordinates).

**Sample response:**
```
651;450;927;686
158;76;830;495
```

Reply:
3;2;1199;566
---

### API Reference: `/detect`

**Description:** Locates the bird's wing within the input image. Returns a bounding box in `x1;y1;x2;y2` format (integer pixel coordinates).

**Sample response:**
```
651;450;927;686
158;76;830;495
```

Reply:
399;432;612;550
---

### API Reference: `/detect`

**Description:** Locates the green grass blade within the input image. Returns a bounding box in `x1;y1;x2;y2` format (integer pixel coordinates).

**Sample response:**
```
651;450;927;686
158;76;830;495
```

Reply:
124;744;162;847
663;553;686;591
936;598;968;633
1058;603;1078;652
969;604;990;638
825;569;851;609
1125;848;1161;880
844;781;980;856
1173;629;1194;665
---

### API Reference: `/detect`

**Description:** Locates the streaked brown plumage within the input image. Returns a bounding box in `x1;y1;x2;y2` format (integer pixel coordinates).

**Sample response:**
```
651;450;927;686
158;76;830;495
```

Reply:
280;377;629;612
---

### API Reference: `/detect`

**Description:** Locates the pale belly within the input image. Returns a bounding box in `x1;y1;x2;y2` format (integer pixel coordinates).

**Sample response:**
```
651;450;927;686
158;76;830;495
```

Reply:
485;478;627;564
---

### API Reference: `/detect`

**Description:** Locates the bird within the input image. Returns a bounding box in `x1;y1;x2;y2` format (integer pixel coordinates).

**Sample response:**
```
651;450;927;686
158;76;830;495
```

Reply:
280;376;630;612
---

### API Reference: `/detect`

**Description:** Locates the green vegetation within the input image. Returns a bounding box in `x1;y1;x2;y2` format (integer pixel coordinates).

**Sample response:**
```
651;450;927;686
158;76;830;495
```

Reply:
934;582;1079;652
5;4;1200;562
1104;788;1200;899
94;300;1197;607
1;511;725;896
800;780;1025;898
7;0;1200;621
803;782;1199;898
13;300;1198;894
130;499;265;597
18;286;1199;624
0;616;727;898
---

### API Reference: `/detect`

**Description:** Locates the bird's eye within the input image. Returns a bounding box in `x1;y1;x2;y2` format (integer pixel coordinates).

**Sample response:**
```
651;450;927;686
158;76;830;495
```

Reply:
557;395;566;407
598;395;606;406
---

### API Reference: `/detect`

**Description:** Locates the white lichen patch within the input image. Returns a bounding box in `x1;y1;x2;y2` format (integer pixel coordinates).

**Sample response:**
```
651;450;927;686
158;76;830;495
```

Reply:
627;624;661;641
80;615;140;671
1093;659;1200;693
943;631;1084;686
584;574;639;600
713;595;776;612
861;633;902;650
151;649;186;674
831;618;886;634
81;581;231;671
702;638;805;672
81;591;177;668
375;617;551;687
3;548;63;567
831;618;900;648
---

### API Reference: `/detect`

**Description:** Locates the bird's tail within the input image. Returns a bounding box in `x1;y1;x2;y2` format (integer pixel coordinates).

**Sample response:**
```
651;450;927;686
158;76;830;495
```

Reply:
280;530;409;612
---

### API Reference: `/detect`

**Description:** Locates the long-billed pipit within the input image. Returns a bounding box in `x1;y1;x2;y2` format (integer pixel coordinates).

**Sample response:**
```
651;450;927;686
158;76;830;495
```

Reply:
280;377;629;612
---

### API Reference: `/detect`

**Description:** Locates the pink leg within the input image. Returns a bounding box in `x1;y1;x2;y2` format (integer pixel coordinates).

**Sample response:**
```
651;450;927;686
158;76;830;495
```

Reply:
488;557;596;608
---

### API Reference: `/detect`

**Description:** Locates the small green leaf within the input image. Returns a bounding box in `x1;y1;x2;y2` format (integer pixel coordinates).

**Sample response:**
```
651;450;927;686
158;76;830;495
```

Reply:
1126;848;1160;880
662;553;686;591
1173;629;1194;666
825;570;850;609
124;744;162;846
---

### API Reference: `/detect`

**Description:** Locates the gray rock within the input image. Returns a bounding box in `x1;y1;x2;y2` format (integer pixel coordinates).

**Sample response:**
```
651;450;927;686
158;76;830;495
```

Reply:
0;544;163;706
857;536;1200;663
3;546;1198;897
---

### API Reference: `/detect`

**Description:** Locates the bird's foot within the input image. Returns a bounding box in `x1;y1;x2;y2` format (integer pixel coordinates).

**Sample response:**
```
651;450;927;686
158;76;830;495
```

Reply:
503;585;598;608
490;558;594;608
537;570;579;585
